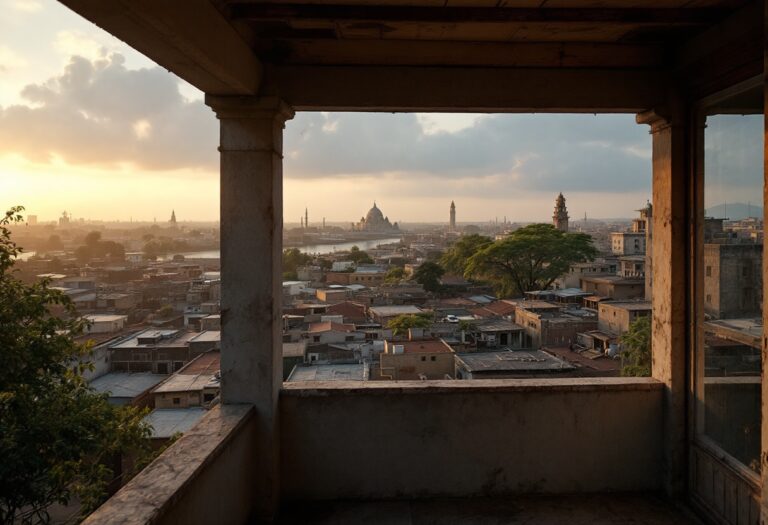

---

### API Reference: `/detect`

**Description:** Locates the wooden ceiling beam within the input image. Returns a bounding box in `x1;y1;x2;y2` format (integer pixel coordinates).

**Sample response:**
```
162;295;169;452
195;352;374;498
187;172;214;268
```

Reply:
262;40;666;68
270;65;666;112
59;0;262;95
230;4;727;26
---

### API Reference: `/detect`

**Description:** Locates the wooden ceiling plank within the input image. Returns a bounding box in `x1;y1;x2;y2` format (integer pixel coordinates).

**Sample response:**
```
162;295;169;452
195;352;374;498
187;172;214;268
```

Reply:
230;4;728;26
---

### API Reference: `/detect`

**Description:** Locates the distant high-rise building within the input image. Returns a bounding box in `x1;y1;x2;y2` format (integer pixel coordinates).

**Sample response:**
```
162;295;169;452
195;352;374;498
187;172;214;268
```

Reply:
170;210;177;228
305;208;309;229
27;215;38;226
552;193;569;232
450;201;456;231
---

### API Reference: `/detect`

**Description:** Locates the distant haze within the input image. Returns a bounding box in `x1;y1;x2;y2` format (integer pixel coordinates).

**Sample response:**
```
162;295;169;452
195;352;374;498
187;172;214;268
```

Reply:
706;203;764;221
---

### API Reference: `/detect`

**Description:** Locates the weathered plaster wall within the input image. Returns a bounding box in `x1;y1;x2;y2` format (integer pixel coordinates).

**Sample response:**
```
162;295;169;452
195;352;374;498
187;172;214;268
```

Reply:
280;379;664;501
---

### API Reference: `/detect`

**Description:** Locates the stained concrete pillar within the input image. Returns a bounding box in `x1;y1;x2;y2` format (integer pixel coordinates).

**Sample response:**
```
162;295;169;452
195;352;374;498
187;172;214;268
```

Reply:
206;95;294;521
637;106;689;499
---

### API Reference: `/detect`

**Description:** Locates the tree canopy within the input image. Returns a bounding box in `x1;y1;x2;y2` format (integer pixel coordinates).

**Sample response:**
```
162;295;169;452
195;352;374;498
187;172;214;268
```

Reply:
413;261;445;293
384;266;406;283
620;315;652;377
387;313;433;336
282;248;312;280
0;208;151;523
348;245;374;265
75;231;125;263
464;224;597;297
440;234;492;276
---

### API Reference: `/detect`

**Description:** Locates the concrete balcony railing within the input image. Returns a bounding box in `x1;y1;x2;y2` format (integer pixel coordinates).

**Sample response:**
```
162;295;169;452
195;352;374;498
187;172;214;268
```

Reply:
84;378;665;524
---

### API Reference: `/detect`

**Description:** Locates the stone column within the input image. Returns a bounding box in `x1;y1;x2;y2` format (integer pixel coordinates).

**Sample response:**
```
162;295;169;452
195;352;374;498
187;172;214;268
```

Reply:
206;95;293;521
637;107;690;499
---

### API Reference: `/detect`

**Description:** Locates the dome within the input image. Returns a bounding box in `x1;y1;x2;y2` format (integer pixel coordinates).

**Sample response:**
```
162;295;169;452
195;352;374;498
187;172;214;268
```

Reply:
365;202;385;224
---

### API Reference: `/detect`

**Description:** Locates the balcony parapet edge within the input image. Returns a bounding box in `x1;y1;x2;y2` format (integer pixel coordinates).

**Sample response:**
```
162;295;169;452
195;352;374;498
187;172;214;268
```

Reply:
280;377;663;397
83;403;255;525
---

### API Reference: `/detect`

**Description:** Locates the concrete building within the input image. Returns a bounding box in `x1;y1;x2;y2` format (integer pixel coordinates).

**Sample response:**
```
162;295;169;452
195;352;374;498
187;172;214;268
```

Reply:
305;321;364;344
109;329;198;374
515;303;598;349
449;200;456;231
555;259;617;289
704;243;762;319
152;351;221;409
84;314;128;334
597;301;652;337
379;339;455;380
580;275;645;300
61;3;764;524
611;232;646;256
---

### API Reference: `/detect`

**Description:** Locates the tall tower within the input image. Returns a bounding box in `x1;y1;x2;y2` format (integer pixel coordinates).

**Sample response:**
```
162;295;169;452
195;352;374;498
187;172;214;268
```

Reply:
169;210;177;229
305;208;309;229
552;193;569;232
449;201;456;231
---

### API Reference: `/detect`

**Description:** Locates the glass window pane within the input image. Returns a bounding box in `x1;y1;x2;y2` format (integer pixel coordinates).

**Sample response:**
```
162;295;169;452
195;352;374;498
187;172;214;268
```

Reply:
698;84;763;473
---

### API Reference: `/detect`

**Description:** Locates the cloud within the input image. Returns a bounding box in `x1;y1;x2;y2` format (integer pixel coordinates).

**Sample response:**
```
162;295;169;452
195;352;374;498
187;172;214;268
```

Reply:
0;45;28;73
0;53;217;170
6;0;42;13
284;112;652;193
1;52;652;195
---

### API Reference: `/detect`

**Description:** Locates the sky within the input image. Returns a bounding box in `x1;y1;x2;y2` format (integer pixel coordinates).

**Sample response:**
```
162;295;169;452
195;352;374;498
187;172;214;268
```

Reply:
0;0;655;224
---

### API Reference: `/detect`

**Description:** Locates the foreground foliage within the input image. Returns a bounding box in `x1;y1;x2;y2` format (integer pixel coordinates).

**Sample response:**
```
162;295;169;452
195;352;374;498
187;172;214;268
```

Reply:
0;207;151;524
620;315;652;377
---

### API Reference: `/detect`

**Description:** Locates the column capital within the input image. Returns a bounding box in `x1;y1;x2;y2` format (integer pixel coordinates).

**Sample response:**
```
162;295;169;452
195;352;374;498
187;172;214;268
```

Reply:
205;95;294;123
636;108;673;133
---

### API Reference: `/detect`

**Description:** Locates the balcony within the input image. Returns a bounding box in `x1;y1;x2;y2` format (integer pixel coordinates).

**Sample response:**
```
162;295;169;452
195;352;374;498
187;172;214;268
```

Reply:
53;1;767;523
83;378;707;524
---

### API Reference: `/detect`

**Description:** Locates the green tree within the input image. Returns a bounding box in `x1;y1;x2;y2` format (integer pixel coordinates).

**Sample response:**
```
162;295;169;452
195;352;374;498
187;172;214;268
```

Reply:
282;248;312;279
440;234;492;275
348;245;374;265
76;231;125;263
0;207;151;523
620;315;652;377
387;313;433;336
465;223;597;297
384;267;405;283
413;261;445;293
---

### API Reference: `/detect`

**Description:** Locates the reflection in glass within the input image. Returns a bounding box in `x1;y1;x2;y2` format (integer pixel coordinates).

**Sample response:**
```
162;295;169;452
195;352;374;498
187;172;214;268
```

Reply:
699;86;763;473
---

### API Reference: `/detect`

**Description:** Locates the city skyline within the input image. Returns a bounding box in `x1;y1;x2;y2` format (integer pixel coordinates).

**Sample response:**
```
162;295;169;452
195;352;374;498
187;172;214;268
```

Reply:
0;0;655;223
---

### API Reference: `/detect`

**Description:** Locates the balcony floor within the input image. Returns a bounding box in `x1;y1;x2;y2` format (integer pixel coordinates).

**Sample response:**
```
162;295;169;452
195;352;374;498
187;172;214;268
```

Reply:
279;494;702;525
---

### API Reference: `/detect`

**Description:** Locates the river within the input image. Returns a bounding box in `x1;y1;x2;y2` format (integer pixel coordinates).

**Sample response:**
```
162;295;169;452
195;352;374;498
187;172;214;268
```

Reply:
160;237;402;260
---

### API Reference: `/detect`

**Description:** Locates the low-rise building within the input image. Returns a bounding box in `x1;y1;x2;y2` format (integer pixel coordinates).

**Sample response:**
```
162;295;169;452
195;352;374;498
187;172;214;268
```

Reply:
580;275;645;300
515;303;597;349
306;321;364;344
368;304;423;325
84;314;128;334
597;301;652;336
152;350;221;409
379;339;455;380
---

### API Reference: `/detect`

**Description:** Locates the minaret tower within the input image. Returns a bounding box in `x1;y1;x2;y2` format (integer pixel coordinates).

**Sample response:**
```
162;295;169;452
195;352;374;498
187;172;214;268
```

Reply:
305;208;309;229
552;193;569;232
449;201;456;231
169;210;177;229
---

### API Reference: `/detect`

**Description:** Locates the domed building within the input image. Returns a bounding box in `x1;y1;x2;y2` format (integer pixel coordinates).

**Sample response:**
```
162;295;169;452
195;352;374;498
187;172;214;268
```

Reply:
354;202;399;232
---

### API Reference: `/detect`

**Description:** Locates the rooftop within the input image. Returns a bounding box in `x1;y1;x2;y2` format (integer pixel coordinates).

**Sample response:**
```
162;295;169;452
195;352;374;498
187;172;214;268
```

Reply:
457;350;575;373
389;339;454;355
144;408;208;439
287;363;368;382
89;372;167;402
308;321;357;333
369;305;423;317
